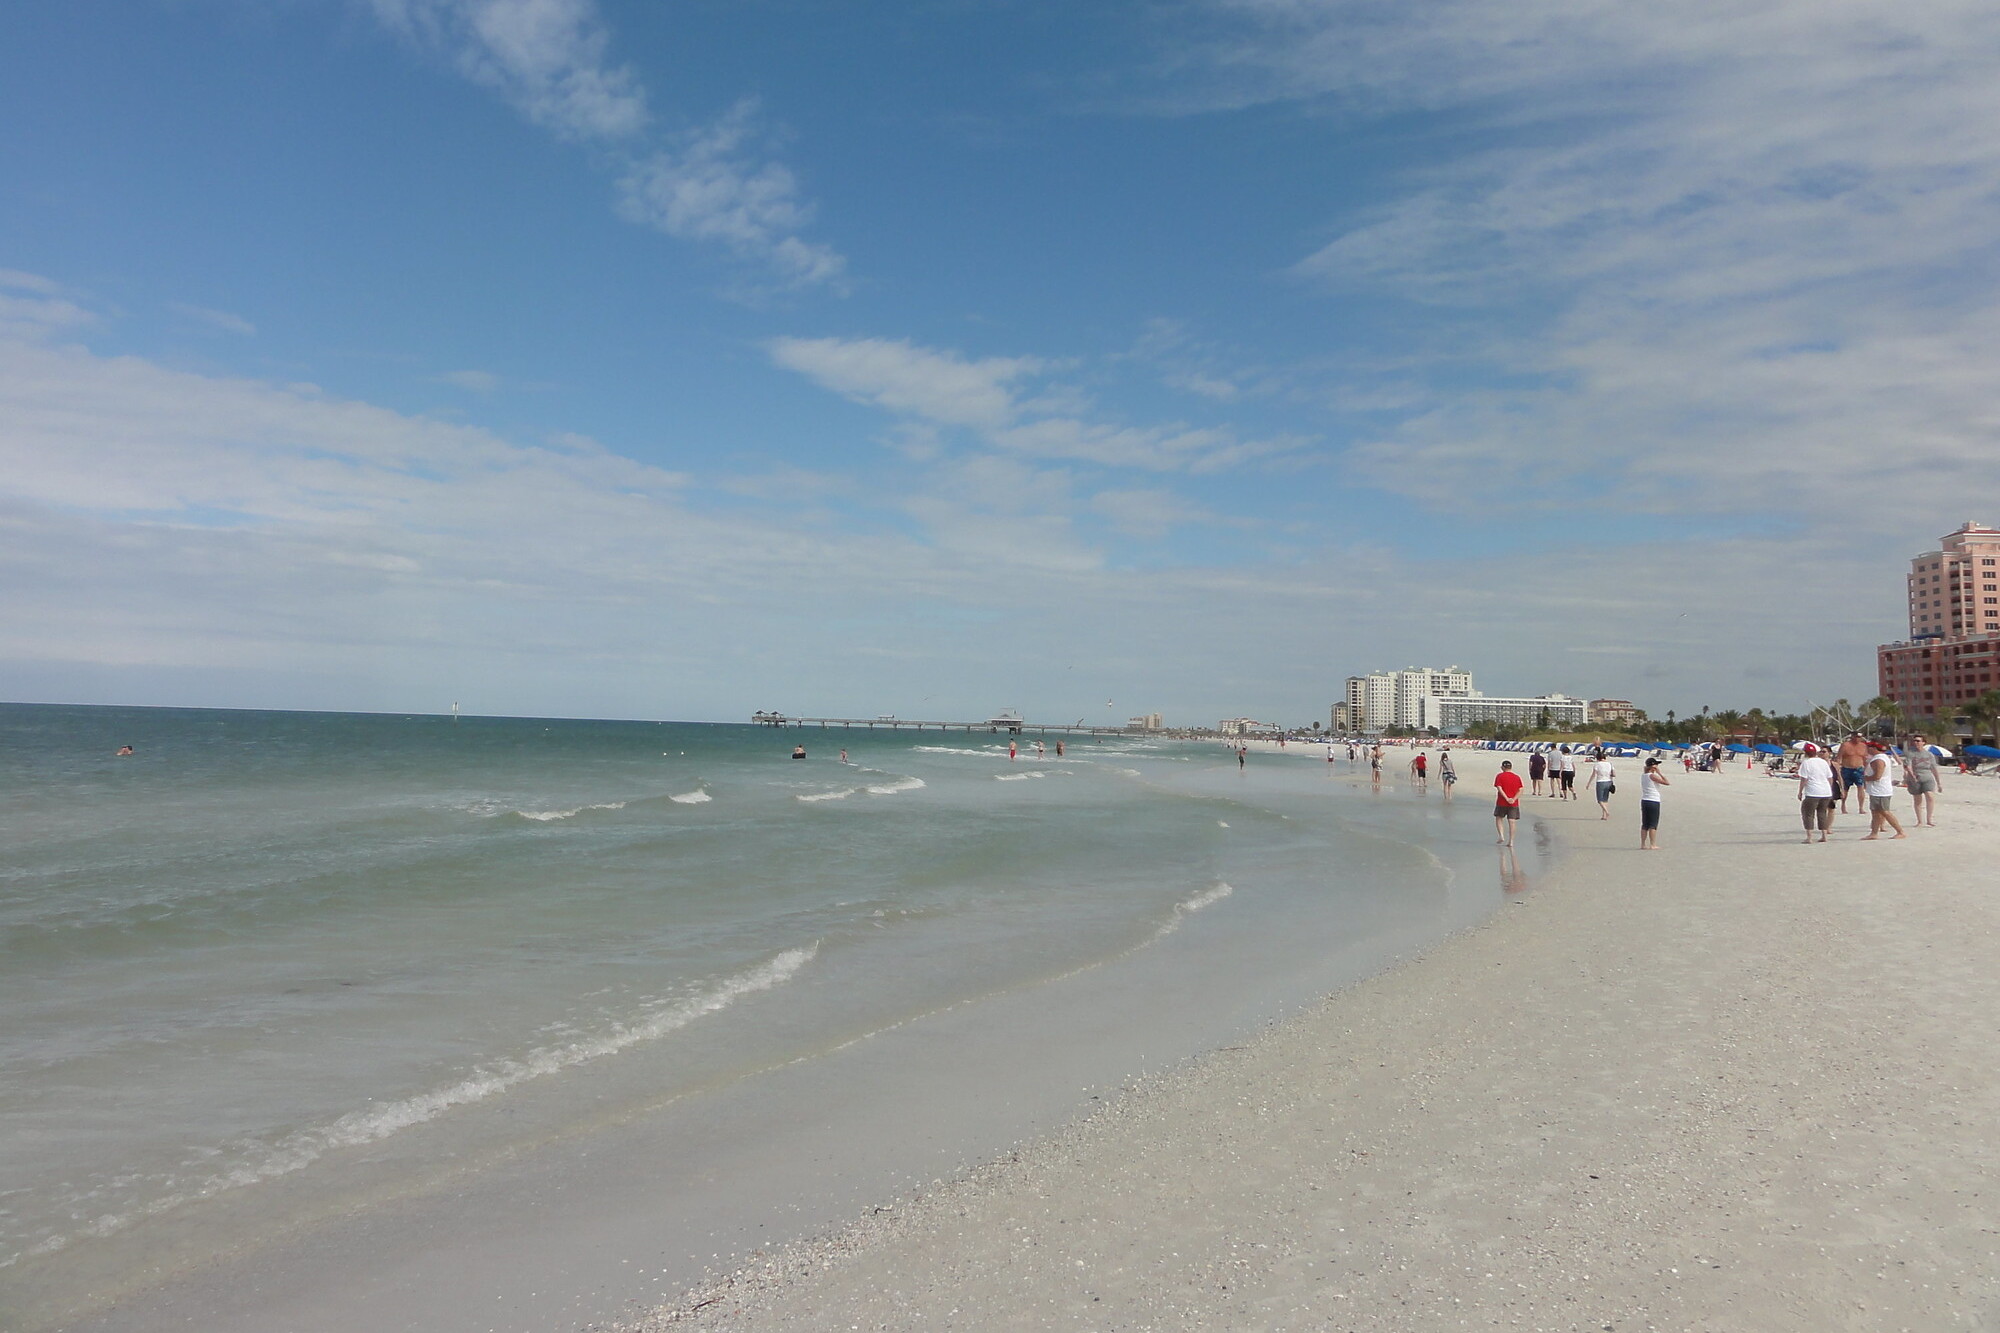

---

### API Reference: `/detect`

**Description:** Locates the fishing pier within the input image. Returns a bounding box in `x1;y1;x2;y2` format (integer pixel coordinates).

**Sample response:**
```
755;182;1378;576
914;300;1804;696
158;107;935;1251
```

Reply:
751;712;1128;736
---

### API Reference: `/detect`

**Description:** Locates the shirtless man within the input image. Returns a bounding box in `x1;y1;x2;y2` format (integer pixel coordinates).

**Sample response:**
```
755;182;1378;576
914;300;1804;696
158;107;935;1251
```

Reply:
1835;731;1871;814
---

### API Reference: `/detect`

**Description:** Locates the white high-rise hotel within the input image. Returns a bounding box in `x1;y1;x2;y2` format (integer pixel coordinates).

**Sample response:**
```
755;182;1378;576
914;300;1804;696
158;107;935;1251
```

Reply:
1344;666;1588;733
1345;667;1472;730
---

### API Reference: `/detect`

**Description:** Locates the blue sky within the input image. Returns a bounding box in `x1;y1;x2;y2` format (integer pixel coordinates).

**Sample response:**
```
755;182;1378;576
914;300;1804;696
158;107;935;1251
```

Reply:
4;0;1998;724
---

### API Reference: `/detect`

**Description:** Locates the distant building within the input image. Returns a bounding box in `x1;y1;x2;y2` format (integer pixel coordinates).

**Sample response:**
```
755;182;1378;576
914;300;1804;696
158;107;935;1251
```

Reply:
1345;666;1473;730
1126;712;1164;732
1419;693;1588;734
1330;702;1351;732
1217;718;1262;736
1589;698;1644;725
1878;521;2000;723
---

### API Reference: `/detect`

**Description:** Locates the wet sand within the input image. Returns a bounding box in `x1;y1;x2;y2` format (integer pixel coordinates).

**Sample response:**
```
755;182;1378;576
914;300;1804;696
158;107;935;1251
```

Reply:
633;749;2000;1331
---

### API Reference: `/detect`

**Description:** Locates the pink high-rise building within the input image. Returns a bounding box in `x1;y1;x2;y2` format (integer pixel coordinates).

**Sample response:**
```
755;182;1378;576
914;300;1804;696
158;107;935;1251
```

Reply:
1877;521;2000;723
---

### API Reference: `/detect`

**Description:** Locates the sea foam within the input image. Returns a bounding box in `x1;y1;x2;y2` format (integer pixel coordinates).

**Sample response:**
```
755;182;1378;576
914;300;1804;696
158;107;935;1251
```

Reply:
668;790;713;804
28;945;819;1262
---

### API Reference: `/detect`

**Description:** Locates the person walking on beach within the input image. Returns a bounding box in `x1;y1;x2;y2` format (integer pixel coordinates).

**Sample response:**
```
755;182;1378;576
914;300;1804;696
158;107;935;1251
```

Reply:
1528;748;1547;796
1493;760;1524;845
1903;735;1943;827
1558;745;1578;799
1861;743;1907;840
1836;732;1871;813
1410;751;1428;791
1439;750;1456;798
1590;752;1617;819
1796;742;1836;842
1638;756;1670;849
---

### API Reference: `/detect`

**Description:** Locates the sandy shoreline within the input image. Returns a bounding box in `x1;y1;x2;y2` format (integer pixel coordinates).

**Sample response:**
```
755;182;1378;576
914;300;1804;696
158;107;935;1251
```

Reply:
632;748;2000;1331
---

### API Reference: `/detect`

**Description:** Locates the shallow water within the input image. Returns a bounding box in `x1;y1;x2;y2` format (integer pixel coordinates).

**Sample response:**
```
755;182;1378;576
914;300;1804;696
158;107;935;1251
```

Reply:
0;707;1546;1330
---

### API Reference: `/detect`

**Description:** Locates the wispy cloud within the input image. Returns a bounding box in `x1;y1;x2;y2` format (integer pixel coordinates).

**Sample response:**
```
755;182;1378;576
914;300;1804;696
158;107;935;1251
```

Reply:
768;334;1296;473
170;303;257;336
1166;0;2000;524
0;295;1909;719
0;271;94;342
436;368;500;391
369;0;647;140
370;0;841;287
619;101;846;290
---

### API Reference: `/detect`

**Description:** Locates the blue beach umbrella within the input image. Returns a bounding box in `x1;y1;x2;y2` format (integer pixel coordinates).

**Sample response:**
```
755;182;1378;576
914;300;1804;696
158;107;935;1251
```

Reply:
1725;743;1752;754
1753;743;1783;755
1966;744;2000;759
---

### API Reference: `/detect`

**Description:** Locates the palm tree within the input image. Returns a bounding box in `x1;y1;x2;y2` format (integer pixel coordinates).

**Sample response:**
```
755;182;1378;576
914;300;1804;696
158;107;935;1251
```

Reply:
1862;696;1903;739
1963;690;2000;747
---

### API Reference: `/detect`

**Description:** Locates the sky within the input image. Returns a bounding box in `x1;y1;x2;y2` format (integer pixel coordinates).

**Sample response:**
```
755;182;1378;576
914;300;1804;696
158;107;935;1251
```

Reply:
4;0;1998;726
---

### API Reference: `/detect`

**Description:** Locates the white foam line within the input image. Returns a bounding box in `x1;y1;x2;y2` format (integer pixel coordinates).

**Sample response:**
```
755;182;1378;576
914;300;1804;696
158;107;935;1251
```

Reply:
1152;882;1234;940
509;801;627;822
668;790;712;804
796;788;858;802
864;775;926;795
22;945;819;1264
995;771;1046;781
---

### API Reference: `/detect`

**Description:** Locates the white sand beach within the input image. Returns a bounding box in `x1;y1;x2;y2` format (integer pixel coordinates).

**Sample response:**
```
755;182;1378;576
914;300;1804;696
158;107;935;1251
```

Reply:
635;747;2000;1331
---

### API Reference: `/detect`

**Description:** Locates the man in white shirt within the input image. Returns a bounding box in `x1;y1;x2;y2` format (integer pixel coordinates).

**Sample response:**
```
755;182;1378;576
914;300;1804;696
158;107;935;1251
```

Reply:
1795;743;1836;843
1861;743;1907;840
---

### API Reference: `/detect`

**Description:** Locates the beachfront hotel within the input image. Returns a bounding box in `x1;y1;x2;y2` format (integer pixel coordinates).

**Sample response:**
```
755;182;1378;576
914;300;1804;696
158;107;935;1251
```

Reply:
1876;521;2000;725
1343;667;1590;734
1345;666;1474;730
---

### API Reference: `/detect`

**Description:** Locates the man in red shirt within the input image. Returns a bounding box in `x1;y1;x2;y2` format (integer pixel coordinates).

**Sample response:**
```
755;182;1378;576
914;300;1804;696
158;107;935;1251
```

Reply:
1493;759;1525;846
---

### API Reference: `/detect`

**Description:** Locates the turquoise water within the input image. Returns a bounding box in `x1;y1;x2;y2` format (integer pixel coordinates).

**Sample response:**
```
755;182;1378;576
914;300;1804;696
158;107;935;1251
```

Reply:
0;704;1528;1328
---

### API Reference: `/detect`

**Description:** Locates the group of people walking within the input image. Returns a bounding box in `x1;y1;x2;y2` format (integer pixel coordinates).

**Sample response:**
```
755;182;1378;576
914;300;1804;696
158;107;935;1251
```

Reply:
1491;747;1661;847
1792;731;1943;842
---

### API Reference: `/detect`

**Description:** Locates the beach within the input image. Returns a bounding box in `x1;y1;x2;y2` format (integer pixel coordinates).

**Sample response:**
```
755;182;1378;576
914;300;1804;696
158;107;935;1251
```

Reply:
636;746;2000;1331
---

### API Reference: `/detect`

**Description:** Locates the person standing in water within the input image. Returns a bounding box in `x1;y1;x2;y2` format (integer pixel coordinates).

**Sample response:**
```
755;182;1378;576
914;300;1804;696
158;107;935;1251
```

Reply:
1438;749;1456;797
1409;751;1428;791
839;748;848;764
1493;760;1524;846
791;743;806;760
1237;745;1247;770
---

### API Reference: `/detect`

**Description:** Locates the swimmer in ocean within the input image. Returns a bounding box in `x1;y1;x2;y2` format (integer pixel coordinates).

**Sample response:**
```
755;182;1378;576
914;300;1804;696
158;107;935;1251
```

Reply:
791;744;806;760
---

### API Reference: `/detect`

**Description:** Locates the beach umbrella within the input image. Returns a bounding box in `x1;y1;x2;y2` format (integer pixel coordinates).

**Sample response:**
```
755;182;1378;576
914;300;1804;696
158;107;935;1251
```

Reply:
1725;743;1752;753
1927;744;1953;758
1789;740;1815;750
1966;744;2000;759
1753;743;1783;754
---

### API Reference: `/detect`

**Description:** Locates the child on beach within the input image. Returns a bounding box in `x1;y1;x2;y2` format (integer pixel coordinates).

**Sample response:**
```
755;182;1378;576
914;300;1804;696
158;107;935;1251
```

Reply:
1493;761;1524;846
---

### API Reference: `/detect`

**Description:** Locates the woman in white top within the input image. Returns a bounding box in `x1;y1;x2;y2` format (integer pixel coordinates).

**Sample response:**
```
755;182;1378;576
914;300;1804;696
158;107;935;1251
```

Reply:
1638;756;1669;849
1590;755;1617;819
1861;745;1907;840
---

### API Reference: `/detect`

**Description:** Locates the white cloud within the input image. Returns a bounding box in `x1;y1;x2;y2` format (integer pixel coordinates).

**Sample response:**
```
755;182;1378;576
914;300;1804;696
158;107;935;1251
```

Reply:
1163;0;2000;524
1091;487;1214;539
437;369;500;391
371;3;843;286
369;0;647;140
768;336;1038;428
619;102;845;289
169;303;257;336
0;313;1913;721
0;271;94;342
768;334;1298;473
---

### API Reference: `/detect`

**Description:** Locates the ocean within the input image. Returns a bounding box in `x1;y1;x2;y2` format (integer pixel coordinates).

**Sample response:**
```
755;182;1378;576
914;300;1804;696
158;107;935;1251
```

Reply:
0;704;1544;1331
